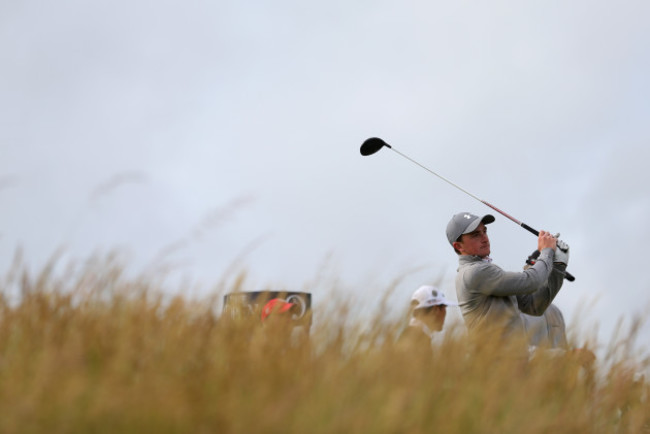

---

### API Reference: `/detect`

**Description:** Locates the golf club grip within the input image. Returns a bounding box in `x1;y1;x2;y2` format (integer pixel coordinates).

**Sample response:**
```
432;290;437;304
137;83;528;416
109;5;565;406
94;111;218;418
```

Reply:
521;223;575;281
521;223;539;236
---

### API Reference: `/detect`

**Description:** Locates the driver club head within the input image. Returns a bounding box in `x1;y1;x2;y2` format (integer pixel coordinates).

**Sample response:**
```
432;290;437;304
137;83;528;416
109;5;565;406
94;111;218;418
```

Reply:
360;137;391;156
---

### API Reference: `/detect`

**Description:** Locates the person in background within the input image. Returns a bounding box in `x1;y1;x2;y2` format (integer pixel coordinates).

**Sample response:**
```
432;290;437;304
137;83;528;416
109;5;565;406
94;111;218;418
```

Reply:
522;303;568;350
520;252;595;365
399;285;458;346
522;302;596;366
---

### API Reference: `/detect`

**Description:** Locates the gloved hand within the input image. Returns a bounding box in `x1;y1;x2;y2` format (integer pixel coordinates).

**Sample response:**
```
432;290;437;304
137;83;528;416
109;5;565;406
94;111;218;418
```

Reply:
554;238;570;265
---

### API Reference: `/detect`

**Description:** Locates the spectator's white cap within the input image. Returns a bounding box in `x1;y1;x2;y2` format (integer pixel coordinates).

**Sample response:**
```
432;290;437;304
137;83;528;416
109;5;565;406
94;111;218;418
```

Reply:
411;285;458;310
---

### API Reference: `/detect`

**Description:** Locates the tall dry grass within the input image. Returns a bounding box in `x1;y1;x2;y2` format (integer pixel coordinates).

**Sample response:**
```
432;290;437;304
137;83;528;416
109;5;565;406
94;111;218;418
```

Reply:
0;254;648;433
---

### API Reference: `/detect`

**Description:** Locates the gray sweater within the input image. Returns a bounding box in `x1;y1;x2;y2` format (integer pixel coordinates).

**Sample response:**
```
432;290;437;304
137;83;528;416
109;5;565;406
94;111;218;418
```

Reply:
455;248;566;340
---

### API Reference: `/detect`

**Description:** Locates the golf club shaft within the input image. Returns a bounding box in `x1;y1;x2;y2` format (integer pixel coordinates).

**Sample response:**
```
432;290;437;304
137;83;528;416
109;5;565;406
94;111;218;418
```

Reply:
388;147;575;281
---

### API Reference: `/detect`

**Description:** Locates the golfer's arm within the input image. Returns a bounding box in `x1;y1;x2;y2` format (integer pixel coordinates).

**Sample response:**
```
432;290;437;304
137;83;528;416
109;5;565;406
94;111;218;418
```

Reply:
474;249;555;298
517;263;565;316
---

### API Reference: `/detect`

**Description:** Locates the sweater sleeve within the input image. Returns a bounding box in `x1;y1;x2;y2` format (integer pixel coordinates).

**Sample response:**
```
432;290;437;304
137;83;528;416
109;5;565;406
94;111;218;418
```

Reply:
467;248;555;298
516;260;566;316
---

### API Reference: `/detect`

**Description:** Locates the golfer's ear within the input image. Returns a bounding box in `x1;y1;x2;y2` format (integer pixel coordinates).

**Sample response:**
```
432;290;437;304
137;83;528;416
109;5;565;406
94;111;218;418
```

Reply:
452;241;463;252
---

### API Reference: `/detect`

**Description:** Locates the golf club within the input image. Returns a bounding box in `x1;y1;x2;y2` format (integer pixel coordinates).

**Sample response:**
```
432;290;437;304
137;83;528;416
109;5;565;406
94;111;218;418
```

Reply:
360;137;575;282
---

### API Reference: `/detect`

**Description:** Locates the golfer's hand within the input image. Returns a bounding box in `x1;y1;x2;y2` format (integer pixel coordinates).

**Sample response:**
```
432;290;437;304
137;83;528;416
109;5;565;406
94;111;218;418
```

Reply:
554;238;570;265
537;231;557;251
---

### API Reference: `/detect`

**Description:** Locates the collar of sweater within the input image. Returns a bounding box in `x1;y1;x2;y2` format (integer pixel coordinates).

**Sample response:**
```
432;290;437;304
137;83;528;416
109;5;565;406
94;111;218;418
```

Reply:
458;255;492;265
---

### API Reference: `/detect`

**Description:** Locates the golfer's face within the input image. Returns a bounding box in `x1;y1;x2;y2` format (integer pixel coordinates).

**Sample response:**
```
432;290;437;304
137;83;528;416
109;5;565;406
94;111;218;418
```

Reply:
458;223;490;257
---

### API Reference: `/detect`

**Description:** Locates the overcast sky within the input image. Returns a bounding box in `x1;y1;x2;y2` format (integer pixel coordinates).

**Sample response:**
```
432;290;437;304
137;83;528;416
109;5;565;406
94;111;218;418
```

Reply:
2;1;649;356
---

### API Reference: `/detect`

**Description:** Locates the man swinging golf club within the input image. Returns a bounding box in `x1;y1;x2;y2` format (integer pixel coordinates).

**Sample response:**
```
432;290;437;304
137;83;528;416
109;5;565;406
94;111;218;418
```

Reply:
447;212;569;344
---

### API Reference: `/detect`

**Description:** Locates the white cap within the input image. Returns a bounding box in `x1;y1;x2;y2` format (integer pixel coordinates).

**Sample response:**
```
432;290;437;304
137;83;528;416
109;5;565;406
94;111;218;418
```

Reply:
411;285;458;310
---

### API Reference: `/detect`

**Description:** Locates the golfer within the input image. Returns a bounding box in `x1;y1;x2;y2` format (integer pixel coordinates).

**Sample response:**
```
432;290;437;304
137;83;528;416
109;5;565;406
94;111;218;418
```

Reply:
399;285;457;346
446;212;569;343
